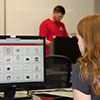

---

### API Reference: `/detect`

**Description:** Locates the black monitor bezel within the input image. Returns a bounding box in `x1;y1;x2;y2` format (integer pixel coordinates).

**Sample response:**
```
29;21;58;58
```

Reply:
0;35;46;90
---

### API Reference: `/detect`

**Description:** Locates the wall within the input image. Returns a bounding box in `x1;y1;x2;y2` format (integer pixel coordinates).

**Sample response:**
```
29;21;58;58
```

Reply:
1;0;94;36
94;0;100;14
0;0;4;35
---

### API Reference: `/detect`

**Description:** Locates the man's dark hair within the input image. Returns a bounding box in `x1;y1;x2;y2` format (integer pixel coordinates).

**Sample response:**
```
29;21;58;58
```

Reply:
53;5;65;15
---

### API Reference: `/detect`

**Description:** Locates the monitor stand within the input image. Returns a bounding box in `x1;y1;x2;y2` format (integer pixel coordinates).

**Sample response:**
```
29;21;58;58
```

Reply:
4;86;16;99
4;86;32;100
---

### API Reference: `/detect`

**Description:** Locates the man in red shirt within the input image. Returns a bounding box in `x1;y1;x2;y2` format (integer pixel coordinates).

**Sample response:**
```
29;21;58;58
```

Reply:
39;5;69;56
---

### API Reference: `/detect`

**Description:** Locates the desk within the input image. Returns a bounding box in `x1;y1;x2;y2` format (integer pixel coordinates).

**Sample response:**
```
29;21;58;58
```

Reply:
0;91;32;100
30;88;73;99
0;88;73;100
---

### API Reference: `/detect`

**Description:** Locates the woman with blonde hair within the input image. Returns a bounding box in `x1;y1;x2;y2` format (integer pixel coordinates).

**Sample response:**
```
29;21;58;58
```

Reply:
72;15;100;100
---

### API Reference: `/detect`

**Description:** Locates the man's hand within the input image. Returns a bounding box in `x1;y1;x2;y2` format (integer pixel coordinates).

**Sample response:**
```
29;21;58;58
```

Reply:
45;38;52;46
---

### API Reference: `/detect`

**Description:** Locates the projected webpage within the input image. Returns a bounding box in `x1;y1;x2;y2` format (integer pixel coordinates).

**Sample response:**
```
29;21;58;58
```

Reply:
0;38;44;84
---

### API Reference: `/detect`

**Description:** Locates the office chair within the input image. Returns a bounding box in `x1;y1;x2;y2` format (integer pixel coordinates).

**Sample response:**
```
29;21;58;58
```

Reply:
0;97;6;100
45;55;72;88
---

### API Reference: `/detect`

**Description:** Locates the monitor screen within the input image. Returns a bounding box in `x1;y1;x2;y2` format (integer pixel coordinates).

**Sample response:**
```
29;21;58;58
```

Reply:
53;36;81;64
0;36;45;86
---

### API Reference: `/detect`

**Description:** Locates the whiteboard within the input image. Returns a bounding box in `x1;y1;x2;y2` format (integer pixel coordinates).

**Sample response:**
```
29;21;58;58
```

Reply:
6;0;94;36
0;0;4;35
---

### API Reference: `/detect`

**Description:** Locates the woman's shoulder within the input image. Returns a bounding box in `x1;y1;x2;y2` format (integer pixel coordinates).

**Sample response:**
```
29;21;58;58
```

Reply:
72;62;92;95
72;62;80;74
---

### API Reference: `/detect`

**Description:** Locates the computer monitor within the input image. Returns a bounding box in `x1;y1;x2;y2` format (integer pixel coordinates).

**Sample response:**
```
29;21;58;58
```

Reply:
53;36;81;63
0;36;45;97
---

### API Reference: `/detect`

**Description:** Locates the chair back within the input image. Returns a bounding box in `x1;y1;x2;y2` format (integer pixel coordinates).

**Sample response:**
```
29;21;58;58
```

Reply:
45;55;72;88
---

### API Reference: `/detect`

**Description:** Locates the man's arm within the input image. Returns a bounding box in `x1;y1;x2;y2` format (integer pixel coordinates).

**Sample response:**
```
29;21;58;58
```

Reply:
39;21;52;46
73;89;91;100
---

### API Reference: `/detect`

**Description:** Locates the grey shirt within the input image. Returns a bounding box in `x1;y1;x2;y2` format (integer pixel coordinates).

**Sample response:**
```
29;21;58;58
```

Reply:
72;63;100;100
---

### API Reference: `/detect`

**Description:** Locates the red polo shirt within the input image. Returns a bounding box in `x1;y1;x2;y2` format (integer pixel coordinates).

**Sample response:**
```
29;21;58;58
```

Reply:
39;18;68;56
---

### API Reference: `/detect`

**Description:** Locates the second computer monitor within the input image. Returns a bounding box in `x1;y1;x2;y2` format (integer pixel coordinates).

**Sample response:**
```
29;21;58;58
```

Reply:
53;36;81;63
